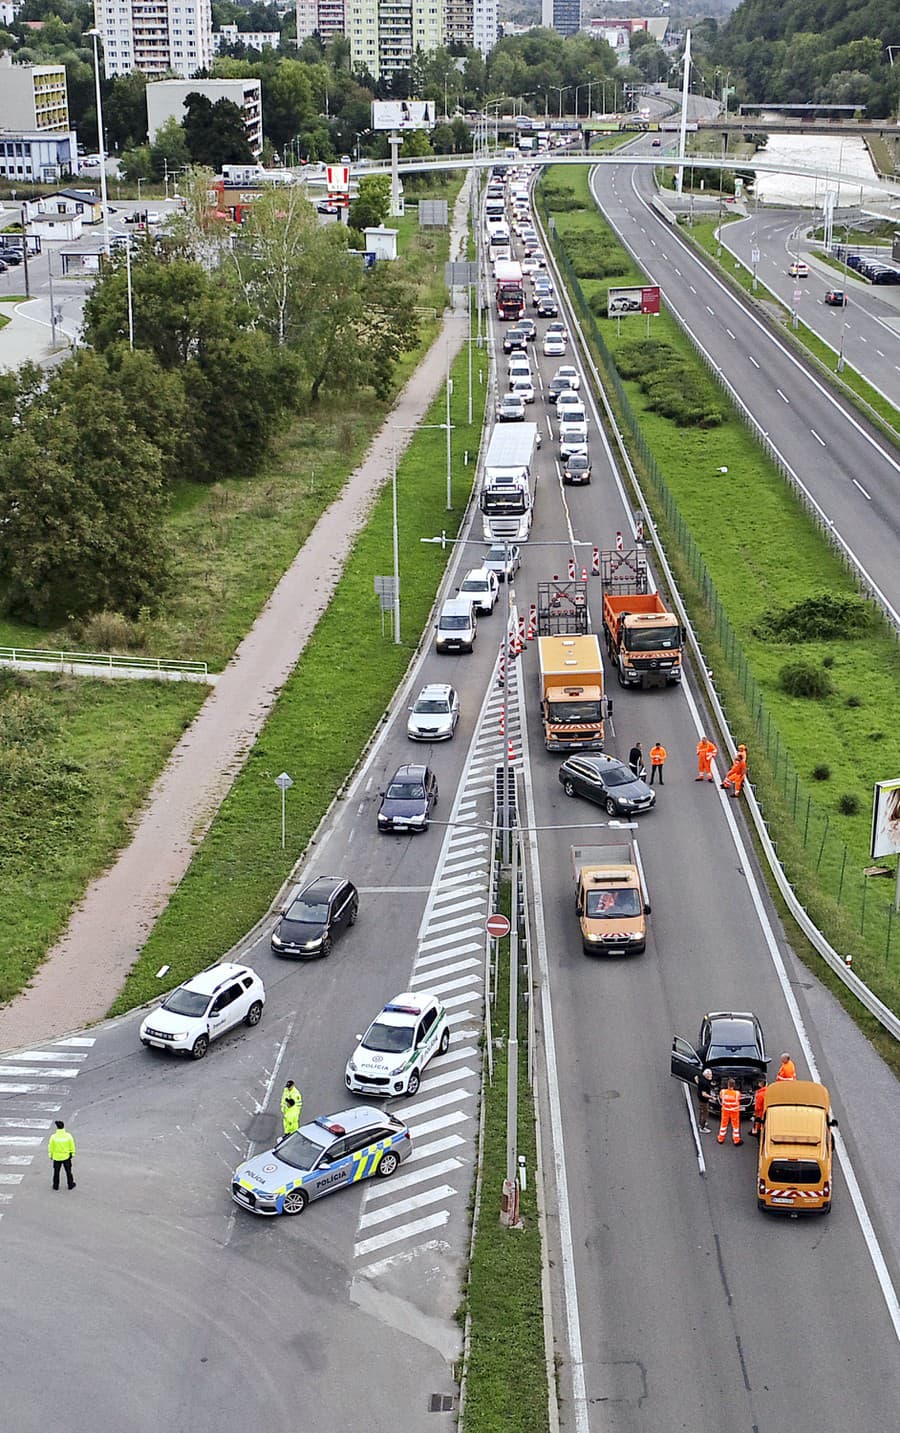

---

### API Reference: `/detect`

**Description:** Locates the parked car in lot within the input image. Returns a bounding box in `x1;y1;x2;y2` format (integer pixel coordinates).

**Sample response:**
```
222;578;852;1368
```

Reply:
345;992;450;1097
140;963;265;1059
483;542;521;582
0;246;22;265
459;566;500;614
563;450;592;485
670;1011;769;1111
497;392;526;422
408;683;460;740
558;755;654;814
824;289;847;306
271;876;358;957
377;763;439;833
232;1106;411;1216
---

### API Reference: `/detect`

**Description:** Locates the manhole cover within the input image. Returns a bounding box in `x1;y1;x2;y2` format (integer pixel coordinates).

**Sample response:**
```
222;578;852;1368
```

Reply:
428;1393;456;1412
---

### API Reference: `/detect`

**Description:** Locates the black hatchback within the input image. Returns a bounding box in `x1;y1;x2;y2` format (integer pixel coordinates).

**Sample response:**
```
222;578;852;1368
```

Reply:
271;876;358;957
503;328;528;354
378;763;439;833
558;755;655;815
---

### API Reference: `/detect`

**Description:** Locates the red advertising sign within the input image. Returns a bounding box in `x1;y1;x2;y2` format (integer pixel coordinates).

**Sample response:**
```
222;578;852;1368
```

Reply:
326;165;350;204
608;285;661;317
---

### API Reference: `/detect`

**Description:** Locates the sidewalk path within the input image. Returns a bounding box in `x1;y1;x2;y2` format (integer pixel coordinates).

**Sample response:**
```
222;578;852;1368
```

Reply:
0;174;473;1048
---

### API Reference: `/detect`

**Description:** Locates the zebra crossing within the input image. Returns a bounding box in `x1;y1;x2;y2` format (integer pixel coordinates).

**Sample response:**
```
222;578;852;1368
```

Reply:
352;649;522;1284
0;1035;96;1216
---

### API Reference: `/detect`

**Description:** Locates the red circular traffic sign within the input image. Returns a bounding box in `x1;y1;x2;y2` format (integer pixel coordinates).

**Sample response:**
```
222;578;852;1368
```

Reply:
485;913;511;939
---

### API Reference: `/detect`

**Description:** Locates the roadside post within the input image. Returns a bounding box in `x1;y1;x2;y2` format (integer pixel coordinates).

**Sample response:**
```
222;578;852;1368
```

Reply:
275;772;293;849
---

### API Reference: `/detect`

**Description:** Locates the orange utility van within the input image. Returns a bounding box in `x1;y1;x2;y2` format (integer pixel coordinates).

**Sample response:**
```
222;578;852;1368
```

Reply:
757;1080;836;1215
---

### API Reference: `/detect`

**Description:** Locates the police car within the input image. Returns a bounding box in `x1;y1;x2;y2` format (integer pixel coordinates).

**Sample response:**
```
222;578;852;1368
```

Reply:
231;1107;411;1216
345;993;450;1097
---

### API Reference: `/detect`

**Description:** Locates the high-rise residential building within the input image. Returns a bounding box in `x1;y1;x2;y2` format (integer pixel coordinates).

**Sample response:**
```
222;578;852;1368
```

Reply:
0;56;70;132
345;0;444;82
541;0;580;40
93;0;214;79
146;78;263;154
472;0;496;55
294;0;318;42
294;0;345;42
444;0;470;47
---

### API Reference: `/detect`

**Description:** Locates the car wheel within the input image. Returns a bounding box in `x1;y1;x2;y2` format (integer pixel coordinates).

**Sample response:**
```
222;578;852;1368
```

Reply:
245;1001;263;1027
605;798;618;816
406;1069;421;1097
282;1188;309;1215
348;901;358;927
191;1034;209;1060
439;1027;450;1055
757;1198;767;1212
321;935;332;958
820;1201;831;1215
377;1150;400;1178
564;779;576;797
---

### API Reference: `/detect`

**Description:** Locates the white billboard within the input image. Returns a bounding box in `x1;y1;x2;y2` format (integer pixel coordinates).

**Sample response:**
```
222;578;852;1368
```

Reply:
871;778;900;859
372;100;435;132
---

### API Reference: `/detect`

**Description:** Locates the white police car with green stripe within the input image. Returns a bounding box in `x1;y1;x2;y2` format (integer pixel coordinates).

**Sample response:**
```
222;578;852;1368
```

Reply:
232;1107;411;1216
345;992;449;1098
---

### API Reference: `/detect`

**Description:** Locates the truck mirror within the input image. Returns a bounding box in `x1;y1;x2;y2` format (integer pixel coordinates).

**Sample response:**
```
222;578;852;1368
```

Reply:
681;626;687;643
644;902;651;915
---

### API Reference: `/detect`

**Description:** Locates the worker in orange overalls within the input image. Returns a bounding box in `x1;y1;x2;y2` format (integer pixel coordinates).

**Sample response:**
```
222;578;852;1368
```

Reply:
717;1079;743;1145
648;742;667;785
750;1079;767;1138
696;736;718;782
721;745;748;797
776;1052;796;1082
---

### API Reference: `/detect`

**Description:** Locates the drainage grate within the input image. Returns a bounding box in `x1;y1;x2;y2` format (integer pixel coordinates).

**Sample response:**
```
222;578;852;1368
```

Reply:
428;1393;456;1412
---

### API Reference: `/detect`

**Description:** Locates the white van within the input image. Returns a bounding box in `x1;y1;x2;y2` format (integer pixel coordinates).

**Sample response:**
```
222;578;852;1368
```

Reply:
435;597;477;653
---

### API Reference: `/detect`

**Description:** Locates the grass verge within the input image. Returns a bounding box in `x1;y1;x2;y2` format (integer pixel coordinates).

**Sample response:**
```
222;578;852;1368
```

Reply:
539;163;900;1015
0;672;203;1006
461;873;548;1433
111;330;486;1011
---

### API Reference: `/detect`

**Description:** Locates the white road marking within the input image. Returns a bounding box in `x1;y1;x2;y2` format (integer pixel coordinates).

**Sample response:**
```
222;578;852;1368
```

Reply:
442;991;482;1011
853;478;871;500
429;1045;477;1066
726;328;735;339
419;928;483;953
358;1184;456;1229
680;1083;706;1175
0;1067;78;1079
0;1155;33;1166
811;429;826;446
53;1038;95;1048
355;1236;450;1280
0;1119;52;1129
0;1136;42;1146
8;1051;88;1063
364;1160;463;1202
396;1087;475;1120
705;305;714;316
0;1172;26;1184
418;1066;479;1093
354;1210;450;1258
411;974;481;998
415;942;482;967
749;355;760;368
409;958;481;983
422;912;487;936
407;1134;467;1162
776;388;789;403
427;895;486;917
407;1111;471;1139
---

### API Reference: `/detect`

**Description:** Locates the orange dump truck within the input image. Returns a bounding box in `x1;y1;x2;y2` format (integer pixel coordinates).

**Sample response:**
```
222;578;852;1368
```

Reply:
600;550;684;689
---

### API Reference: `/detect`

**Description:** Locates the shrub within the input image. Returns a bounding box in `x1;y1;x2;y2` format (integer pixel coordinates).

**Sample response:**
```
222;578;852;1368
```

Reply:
822;655;834;668
74;610;140;653
812;763;831;781
779;661;833;698
615;340;725;428
838;793;860;815
541;180;586;213
563;231;629;280
754;593;873;642
846;694;862;707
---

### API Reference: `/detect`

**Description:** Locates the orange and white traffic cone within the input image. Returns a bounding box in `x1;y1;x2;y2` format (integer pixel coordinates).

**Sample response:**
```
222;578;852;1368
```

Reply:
581;565;588;582
507;739;516;763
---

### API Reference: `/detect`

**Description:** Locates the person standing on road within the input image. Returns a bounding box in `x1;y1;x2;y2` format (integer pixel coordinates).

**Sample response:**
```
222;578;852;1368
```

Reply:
281;1079;302;1122
694;1067;714;1132
721;746;748;797
48;1120;76;1190
717;1080;743;1145
282;1098;301;1137
628;742;644;779
648;742;667;785
750;1079;767;1138
696;736;718;782
776;1053;796;1082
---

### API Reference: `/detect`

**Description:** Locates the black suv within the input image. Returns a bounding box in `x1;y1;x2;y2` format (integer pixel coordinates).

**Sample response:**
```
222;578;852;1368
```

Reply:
548;374;576;404
537;296;558;317
377;763;439;833
271;876;358;957
670;1011;769;1111
502;327;528;354
563;451;592;486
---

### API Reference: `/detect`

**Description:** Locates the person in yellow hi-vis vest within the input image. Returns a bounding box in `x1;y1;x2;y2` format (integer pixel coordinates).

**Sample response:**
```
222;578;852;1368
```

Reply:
48;1120;76;1190
282;1098;301;1137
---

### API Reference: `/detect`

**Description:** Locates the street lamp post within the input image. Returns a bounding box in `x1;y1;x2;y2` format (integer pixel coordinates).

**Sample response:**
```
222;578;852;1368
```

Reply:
574;82;594;119
86;28;111;257
548;85;571;119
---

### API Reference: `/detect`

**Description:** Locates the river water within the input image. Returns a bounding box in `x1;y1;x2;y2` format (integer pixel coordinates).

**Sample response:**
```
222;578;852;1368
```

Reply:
752;131;884;208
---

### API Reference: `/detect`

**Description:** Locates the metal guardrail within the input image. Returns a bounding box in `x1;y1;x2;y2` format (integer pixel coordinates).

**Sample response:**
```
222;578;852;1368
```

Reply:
0;645;209;678
535;186;900;1043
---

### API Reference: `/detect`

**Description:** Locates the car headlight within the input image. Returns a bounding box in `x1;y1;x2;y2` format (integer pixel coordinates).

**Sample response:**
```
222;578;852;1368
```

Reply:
271;934;283;946
170;1030;190;1041
303;938;322;949
347;1059;358;1074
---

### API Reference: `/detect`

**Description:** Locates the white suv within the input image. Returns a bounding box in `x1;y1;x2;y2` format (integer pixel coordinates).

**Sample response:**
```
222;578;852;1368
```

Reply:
139;963;266;1059
345;992;450;1097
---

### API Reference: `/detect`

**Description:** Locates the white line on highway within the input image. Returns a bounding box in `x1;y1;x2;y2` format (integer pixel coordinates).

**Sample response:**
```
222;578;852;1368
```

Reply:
355;1236;450;1281
688;283;696;293
748;354;760;368
705;305;714;316
418;1065;479;1092
424;912;486;937
441;991;482;1011
429;890;486;912
679;677;900;1344
365;776;373;792
396;1088;474;1120
436;1045;479;1066
363;1162;462;1203
0;1172;25;1184
54;1038;95;1047
416;941;481;965
776;388;790;403
876;349;885;358
680;1083;706;1175
406;1110;470;1139
6;1050;87;1063
354;1210;449;1259
413;974;482;1000
853;478;871;500
810;429;826;446
726;328;735;339
357;1186;456;1231
0;1155;33;1166
858;333;867;343
411;966;481;991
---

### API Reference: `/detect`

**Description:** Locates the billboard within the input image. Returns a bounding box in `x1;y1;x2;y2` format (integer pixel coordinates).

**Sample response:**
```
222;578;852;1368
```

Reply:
608;285;661;317
871;778;900;859
371;101;435;132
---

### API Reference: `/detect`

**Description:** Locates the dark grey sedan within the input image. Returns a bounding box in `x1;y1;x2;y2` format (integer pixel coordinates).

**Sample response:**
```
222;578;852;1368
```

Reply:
558;755;656;816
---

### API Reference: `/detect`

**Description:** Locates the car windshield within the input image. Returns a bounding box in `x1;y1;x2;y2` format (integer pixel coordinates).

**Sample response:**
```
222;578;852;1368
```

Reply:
415;698;450;714
363;1020;415;1054
461;579;487;592
625;624;681;652
387;781;425;800
548;700;603;723
275;1131;328;1171
567;456;589;469
285;896;329;923
585;889;641;918
441;614;471;629
707;1023;758;1058
603;768;632;787
162;988;210;1018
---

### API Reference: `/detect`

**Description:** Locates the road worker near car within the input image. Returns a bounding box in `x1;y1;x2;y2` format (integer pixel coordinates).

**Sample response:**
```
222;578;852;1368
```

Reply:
648;742;667;785
717;1080;743;1145
776;1053;796;1082
696;736;718;782
48;1120;76;1191
282;1098;301;1137
281;1079;302;1121
750;1079;767;1138
721;747;747;797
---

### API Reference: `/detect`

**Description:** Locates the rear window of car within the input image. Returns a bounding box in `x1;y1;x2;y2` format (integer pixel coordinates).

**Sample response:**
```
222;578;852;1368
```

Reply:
769;1159;822;1184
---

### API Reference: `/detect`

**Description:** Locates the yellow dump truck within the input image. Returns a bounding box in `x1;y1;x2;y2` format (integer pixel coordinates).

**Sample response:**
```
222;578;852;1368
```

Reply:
538;633;608;753
572;840;651;955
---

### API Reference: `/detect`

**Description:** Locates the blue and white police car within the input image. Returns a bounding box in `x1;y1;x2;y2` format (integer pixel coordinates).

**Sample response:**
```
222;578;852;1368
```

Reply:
231;1107;411;1216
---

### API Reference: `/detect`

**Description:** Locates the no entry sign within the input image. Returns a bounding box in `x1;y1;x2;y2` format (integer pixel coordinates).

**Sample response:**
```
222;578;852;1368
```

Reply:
485;913;511;939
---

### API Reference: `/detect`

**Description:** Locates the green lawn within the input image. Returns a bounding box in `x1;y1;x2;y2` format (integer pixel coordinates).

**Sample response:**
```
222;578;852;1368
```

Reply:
541;164;900;1013
0;672;202;1005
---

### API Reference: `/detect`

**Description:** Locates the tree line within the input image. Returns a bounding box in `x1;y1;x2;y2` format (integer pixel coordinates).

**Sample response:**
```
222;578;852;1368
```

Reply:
0;181;417;625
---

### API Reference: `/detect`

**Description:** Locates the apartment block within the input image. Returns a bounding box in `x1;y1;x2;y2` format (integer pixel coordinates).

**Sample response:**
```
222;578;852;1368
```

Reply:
0;57;70;132
213;23;280;51
146;78;263;155
541;0;581;40
93;0;214;79
345;0;444;82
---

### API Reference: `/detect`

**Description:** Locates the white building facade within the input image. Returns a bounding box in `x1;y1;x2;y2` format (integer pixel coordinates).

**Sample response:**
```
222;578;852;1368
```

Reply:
92;0;214;79
146;78;263;154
